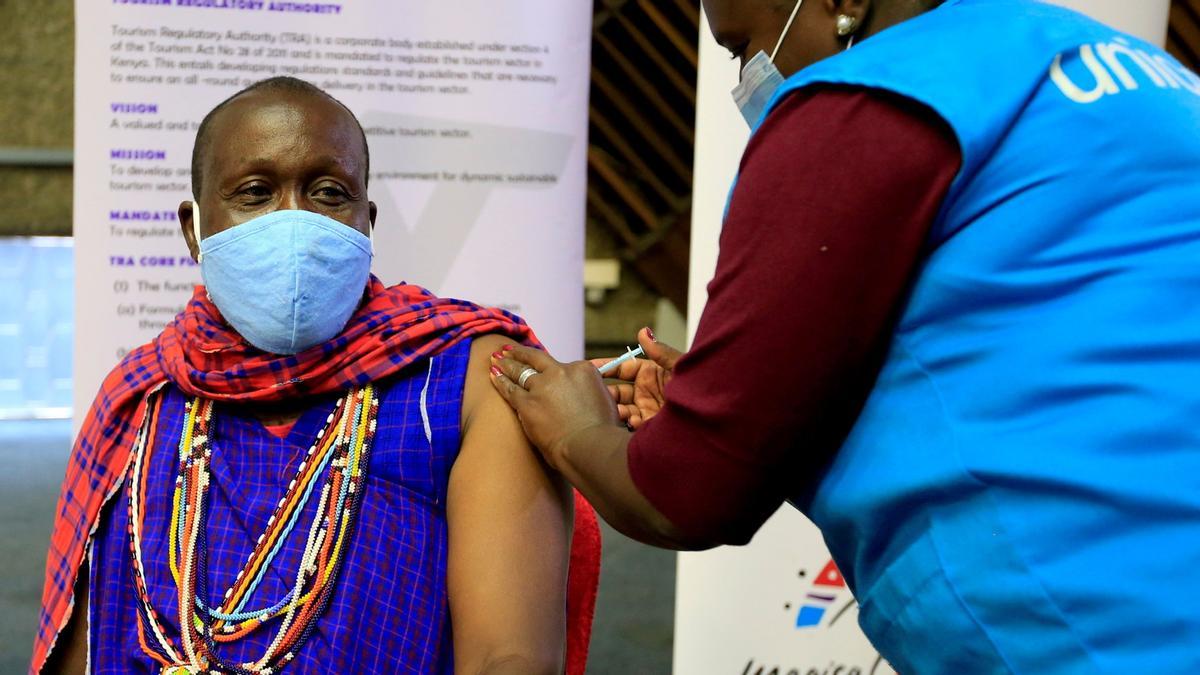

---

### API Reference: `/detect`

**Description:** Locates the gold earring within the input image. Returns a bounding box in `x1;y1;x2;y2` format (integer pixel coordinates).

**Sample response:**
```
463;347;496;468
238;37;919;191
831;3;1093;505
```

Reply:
836;14;859;37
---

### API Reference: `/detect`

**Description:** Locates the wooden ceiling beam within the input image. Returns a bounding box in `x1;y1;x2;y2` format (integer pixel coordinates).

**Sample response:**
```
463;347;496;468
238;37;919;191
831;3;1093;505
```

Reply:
592;69;694;179
596;31;696;143
638;0;699;67
611;9;698;105
589;107;681;204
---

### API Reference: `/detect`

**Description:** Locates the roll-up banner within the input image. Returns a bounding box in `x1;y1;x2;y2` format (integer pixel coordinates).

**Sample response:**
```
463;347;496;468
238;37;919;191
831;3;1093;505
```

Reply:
74;0;592;426
677;2;1170;673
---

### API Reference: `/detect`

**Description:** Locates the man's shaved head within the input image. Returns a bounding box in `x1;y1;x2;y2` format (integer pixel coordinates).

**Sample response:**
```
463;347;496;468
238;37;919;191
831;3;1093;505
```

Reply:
190;76;370;197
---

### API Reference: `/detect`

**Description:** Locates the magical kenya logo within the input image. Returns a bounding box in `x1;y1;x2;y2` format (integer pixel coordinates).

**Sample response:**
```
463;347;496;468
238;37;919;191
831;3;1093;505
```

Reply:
788;559;854;629
739;558;894;675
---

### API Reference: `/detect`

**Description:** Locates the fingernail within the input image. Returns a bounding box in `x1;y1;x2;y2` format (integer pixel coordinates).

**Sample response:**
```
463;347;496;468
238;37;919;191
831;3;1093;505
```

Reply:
491;351;504;360
489;366;501;377
502;345;515;352
645;327;657;342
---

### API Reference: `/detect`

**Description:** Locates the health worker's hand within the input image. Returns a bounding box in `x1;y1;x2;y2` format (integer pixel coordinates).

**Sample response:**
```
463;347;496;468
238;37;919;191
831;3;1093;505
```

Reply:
590;328;681;430
489;346;624;471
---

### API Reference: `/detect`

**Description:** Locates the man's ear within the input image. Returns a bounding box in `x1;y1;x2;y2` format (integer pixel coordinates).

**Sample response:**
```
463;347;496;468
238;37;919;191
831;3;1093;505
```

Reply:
179;200;199;262
369;200;378;228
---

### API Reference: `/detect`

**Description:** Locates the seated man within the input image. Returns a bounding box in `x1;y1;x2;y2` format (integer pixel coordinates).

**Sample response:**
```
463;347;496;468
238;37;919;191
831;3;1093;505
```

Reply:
33;77;578;675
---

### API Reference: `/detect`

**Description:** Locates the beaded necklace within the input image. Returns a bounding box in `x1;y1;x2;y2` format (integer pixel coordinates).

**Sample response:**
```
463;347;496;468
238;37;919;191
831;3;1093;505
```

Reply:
125;385;378;674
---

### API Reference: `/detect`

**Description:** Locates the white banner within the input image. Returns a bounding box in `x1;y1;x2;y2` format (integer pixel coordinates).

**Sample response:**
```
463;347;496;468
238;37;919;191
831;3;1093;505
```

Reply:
73;0;591;423
678;2;1170;674
676;511;894;675
676;10;891;674
1046;0;1171;46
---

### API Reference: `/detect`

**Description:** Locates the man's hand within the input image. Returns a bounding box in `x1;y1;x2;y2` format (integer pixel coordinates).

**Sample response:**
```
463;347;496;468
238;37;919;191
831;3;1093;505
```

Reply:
590;328;681;429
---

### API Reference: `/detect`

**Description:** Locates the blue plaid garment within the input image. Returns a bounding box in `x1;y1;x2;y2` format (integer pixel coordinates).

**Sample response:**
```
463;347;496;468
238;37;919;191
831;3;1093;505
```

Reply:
87;340;471;673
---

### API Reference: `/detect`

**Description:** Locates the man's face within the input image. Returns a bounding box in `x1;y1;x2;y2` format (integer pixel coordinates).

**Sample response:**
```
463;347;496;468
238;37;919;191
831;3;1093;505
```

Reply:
180;89;376;260
703;0;842;78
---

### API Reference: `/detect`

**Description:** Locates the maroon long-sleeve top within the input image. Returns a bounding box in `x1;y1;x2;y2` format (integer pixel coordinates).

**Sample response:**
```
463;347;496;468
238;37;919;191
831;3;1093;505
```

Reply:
627;86;962;544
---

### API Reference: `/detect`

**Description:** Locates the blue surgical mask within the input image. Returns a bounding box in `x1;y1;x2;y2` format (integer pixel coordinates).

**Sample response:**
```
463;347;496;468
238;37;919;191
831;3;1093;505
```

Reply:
731;0;805;127
192;204;374;354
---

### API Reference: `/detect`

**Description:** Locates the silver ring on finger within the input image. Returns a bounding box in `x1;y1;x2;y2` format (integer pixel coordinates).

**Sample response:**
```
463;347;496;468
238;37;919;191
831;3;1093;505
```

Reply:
517;366;540;389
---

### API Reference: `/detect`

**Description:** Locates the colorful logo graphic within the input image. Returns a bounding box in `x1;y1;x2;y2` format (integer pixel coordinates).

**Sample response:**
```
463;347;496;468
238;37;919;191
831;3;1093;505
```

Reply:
790;559;850;629
753;552;895;675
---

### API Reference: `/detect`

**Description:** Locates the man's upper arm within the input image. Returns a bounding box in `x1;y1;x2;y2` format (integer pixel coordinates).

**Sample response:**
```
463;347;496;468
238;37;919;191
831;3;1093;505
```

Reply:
446;334;573;675
627;87;962;544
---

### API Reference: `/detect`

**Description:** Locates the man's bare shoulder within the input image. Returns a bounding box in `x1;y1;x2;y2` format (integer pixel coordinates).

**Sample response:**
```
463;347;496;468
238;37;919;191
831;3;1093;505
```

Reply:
461;333;523;429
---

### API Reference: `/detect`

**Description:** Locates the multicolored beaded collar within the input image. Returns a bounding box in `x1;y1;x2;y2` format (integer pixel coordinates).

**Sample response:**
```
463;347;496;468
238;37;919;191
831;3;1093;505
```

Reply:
125;385;379;674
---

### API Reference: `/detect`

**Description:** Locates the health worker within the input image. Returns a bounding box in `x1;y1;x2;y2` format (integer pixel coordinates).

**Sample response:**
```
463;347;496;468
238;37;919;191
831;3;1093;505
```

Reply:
489;1;1200;672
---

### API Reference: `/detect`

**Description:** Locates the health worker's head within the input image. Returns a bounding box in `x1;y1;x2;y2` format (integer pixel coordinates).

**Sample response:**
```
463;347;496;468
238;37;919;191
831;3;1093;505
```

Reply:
704;0;944;77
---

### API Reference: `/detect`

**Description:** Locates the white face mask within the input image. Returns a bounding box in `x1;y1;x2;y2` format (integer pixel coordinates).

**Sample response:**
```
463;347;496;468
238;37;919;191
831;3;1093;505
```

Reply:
730;0;805;128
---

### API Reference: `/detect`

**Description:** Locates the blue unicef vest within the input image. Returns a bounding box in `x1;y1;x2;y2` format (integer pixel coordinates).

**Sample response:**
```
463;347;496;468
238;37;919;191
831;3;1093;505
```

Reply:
757;1;1200;672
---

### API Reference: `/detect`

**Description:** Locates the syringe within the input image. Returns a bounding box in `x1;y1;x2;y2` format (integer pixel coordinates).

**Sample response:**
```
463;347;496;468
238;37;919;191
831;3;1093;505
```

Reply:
596;345;645;376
